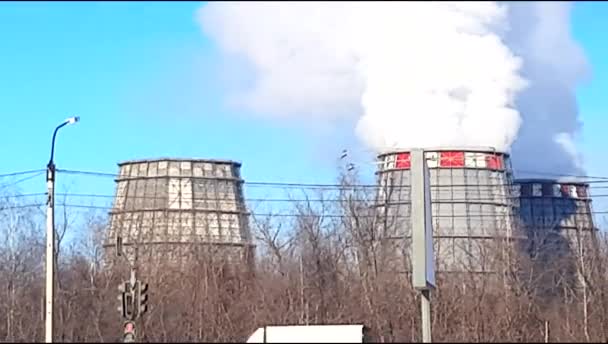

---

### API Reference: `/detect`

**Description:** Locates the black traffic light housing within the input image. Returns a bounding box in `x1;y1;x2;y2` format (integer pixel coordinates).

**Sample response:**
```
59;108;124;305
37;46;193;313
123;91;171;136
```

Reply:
118;283;127;318
118;282;137;320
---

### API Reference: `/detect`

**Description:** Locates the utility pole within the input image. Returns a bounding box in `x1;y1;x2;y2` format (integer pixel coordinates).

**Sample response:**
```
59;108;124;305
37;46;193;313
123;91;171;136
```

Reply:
45;161;55;344
410;149;436;343
45;116;79;343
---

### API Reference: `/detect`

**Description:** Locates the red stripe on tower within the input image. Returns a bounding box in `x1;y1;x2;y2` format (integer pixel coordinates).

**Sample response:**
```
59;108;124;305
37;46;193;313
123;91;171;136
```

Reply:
395;153;411;169
486;155;503;170
439;151;465;168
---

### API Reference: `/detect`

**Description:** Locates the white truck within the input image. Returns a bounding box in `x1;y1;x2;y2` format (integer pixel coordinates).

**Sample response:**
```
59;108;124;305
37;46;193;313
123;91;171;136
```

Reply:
245;324;367;343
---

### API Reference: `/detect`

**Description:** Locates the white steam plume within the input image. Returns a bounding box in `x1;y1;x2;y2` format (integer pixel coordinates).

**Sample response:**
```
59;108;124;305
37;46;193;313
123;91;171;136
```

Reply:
502;2;590;177
198;2;588;175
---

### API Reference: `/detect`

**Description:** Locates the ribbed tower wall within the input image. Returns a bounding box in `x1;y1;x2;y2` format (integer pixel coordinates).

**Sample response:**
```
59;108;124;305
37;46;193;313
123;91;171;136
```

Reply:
373;147;521;276
513;179;597;294
103;158;254;274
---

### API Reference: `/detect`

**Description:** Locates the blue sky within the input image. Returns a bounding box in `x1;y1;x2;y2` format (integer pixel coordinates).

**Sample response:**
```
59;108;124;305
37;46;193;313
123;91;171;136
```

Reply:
571;1;608;224
1;2;607;226
0;2;349;208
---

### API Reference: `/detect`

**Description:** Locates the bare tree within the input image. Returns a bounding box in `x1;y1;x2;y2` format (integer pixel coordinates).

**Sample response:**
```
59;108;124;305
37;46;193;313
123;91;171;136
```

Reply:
1;178;608;342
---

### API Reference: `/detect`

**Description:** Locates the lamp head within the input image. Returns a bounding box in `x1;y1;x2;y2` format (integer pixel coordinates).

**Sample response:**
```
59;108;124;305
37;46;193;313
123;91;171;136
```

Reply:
66;116;80;125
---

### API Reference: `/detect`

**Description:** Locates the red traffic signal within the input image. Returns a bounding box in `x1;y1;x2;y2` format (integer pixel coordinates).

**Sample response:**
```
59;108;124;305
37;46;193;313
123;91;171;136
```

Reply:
124;321;135;334
123;321;136;343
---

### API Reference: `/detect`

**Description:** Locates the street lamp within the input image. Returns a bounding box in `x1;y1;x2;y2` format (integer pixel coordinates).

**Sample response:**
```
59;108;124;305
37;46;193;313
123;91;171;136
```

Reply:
45;116;79;343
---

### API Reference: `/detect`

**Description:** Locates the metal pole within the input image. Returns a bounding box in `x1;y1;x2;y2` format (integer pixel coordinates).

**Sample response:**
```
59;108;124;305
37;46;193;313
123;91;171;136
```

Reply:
45;163;55;343
411;149;435;343
44;116;79;343
130;268;136;288
421;289;432;343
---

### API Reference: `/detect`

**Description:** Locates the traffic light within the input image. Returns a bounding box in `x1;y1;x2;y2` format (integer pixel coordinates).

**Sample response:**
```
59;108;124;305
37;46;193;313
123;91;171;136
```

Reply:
116;235;123;257
118;283;127;318
123;320;136;343
118;282;137;320
138;282;148;316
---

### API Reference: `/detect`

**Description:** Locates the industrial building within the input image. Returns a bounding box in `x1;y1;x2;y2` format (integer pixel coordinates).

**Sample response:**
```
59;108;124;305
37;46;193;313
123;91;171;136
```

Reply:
513;178;596;247
100;152;598;284
513;179;597;287
103;158;254;272
372;147;522;275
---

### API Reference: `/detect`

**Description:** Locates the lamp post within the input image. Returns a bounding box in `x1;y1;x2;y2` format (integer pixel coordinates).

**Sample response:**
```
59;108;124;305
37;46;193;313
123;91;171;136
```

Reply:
45;116;79;343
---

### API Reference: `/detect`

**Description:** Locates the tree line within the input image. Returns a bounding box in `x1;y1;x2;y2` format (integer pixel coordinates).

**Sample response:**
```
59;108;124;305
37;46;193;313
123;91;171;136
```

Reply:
0;170;607;343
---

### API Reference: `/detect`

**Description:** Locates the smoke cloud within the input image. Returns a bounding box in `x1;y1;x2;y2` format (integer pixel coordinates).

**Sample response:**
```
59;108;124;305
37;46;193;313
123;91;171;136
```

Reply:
197;2;589;175
502;2;590;176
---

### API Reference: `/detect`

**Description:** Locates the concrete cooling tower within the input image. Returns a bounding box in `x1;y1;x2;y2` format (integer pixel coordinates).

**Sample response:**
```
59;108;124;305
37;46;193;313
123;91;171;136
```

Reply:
513;179;597;255
374;147;520;274
103;158;254;271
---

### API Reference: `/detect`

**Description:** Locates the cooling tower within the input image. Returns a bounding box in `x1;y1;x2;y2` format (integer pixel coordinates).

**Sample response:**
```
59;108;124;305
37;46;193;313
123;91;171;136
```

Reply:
513;179;597;254
103;158;254;271
374;147;520;274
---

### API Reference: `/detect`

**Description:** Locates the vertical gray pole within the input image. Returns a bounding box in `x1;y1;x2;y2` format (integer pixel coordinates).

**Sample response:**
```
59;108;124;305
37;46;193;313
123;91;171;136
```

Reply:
130;268;136;288
44;117;79;343
45;164;55;343
421;289;432;343
410;149;435;343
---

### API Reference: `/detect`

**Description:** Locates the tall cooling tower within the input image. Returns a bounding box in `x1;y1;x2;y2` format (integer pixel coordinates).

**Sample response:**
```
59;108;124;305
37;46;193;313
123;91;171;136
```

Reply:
513;179;597;255
103;158;254;270
374;147;520;274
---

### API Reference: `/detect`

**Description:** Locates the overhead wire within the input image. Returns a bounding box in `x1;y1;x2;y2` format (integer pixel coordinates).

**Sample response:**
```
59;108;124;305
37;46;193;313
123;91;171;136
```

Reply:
4;191;607;203
0;169;45;178
55;168;608;189
37;203;608;218
0;167;606;217
1;192;47;199
2;193;607;218
0;171;45;189
513;169;608;181
55;168;392;189
5;184;608;206
5;188;601;219
0;203;44;212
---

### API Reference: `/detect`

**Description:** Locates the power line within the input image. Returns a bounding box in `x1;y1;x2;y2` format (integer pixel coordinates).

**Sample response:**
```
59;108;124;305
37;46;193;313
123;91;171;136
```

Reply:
2;168;606;205
513;169;608;181
5;191;608;206
50;203;507;218
0;169;45;178
54;192;608;202
55;169;388;189
40;203;608;219
54;193;378;203
0;203;44;212
55;168;608;188
1;192;47;199
0;172;45;189
2;194;606;218
3;200;606;220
